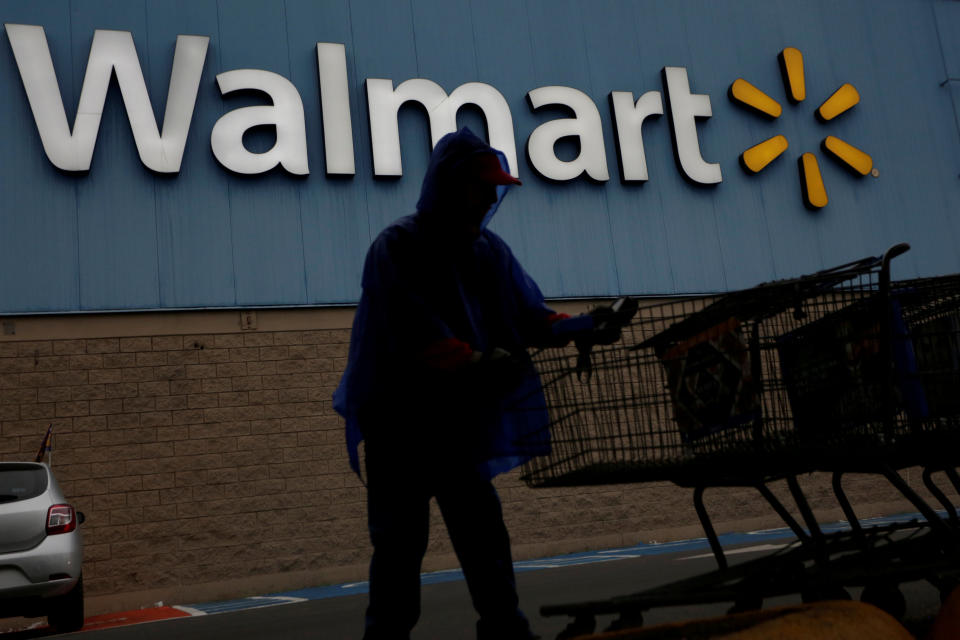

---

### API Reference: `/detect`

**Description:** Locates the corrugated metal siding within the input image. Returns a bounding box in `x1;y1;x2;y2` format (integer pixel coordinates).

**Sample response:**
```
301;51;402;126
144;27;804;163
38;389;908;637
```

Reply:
1;0;959;313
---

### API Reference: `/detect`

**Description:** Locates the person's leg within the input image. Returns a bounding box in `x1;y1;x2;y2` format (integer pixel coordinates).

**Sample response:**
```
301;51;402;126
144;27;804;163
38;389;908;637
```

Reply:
435;470;535;640
363;444;431;640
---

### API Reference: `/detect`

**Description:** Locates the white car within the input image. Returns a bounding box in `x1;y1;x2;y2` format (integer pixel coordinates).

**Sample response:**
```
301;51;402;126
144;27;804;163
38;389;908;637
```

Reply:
0;462;84;632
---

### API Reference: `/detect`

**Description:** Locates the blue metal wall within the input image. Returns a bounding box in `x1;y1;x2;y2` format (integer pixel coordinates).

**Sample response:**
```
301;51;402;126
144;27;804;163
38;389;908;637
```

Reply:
1;0;959;313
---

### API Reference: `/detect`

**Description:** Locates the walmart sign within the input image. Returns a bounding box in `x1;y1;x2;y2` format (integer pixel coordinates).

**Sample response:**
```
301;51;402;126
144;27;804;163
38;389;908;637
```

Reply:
6;24;723;186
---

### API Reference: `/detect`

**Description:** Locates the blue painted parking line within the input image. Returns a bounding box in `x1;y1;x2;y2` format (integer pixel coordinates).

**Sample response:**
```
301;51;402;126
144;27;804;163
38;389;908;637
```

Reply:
182;510;943;616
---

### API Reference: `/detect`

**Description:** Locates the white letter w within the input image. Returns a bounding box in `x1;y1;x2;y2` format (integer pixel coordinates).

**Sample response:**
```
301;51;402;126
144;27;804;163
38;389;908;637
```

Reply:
4;24;208;173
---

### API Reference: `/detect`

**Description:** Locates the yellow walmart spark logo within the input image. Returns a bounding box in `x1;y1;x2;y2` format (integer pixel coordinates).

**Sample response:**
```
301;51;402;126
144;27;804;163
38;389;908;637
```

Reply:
730;47;873;209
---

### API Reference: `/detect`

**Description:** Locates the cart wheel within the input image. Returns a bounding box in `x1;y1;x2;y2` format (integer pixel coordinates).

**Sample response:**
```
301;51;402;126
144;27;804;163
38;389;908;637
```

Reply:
604;609;644;632
556;615;596;640
800;586;851;603
727;596;763;614
860;583;906;620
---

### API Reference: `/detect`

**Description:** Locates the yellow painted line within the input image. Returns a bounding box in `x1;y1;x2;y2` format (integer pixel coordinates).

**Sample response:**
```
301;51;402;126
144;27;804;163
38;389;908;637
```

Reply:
730;78;782;118
818;83;860;120
781;47;806;102
823;135;873;175
742;135;789;173
801;152;828;208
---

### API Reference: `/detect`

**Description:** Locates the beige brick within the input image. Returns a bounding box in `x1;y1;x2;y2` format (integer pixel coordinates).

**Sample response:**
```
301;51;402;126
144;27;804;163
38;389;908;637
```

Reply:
15;341;52;357
73;415;108;431
247;390;277;405
86;338;119;354
89;369;124;384
56;432;90;449
105;383;139;399
2;388;38;404
0;405;19;421
250;419;282;434
204;406;265;423
214;334;245;348
186;364;218;379
121;367;154;383
140;412;172;427
88;461;128;478
141;442;175;458
84;543;112;562
18;372;54;387
136;352;168;367
124;397;155;413
232;376;264;391
91;428;155;446
154;365;186;380
206;468;238;484
188;393;220;409
141;504;178;520
201;378;232;393
138;381;170;397
283;447;314;462
102;353;137;368
120;337;152;352
268;433;300;449
155;395;188;411
218;392;248;407
272;332;304;346
246;361;277;376
228;347;260;362
241;332;273;347
54;370;89;386
259;346;289;361
70;354;103;369
198;349;231;364
108;476;143;493
36;387;74;403
277;388;310;403
109;506;143;525
0;357;33;374
175;438;236;456
152;336;184;351
190;422;250;439
167;350;200;365
141;473;176;490
56;401;89;417
73;478;111;496
156;425;190;442
175;470;207;486
216;363;246;377
107;413;140;429
183;335;215;349
287;345;319;359
172;409;205;425
94;493;127;511
171;379;203;395
71;384;106;401
54;340;86;355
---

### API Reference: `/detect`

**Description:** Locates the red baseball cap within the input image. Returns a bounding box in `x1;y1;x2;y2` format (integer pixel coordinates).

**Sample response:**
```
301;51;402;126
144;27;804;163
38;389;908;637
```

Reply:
468;153;522;186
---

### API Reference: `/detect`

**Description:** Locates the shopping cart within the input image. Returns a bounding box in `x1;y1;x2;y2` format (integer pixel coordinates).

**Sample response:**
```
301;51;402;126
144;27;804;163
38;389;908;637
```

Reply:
514;244;960;636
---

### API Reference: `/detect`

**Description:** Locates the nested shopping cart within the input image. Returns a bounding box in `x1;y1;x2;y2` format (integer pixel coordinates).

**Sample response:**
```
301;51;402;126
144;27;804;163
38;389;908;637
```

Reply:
514;244;960;637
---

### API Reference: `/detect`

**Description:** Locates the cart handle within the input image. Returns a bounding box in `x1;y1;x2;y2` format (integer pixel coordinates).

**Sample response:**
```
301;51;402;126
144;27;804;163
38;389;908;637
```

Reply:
881;243;911;276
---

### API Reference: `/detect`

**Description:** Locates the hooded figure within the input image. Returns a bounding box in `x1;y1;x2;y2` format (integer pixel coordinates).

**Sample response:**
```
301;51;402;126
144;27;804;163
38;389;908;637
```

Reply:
334;128;561;640
334;128;555;479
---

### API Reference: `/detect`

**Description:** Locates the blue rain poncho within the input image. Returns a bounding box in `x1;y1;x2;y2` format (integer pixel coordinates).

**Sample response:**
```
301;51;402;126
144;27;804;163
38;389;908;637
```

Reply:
333;128;553;479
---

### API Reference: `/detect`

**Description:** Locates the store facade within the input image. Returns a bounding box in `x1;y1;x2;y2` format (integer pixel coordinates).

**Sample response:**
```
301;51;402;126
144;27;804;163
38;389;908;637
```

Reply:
2;0;960;612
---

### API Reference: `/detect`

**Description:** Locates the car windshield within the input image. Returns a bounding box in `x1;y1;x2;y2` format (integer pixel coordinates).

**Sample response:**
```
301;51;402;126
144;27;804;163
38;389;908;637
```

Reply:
0;465;48;503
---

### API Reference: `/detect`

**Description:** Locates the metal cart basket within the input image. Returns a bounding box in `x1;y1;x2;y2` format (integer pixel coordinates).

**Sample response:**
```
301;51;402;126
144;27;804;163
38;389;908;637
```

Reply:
514;244;960;636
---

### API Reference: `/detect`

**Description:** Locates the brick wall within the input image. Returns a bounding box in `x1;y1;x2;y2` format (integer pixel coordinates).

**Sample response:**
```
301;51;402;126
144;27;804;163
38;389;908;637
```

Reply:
0;310;953;614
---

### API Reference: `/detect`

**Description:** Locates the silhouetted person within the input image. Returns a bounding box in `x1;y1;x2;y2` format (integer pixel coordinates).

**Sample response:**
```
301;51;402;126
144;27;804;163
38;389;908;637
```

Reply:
334;127;567;640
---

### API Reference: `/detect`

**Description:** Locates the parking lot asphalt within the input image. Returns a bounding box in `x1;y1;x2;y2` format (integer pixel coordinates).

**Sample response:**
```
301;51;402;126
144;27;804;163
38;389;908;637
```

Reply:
0;512;946;639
